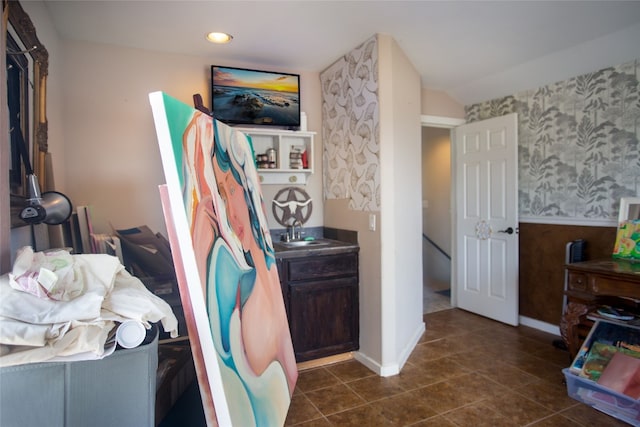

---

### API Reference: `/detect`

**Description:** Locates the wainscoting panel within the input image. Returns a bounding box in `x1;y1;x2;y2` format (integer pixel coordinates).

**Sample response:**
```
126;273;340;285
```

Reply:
518;222;617;325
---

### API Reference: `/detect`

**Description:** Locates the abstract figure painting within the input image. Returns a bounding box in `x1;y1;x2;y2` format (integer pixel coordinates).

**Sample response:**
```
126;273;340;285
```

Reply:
149;92;297;426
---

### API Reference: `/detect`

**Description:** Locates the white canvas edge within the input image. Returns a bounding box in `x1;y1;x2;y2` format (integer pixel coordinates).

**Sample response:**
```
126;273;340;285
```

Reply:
148;91;232;426
619;197;640;224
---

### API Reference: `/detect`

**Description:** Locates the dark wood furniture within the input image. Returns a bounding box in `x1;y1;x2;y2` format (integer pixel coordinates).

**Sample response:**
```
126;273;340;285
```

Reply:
277;251;359;362
561;258;640;358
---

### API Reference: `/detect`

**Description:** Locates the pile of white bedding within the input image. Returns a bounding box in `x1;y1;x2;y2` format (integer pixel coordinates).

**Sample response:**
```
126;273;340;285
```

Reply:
0;247;178;367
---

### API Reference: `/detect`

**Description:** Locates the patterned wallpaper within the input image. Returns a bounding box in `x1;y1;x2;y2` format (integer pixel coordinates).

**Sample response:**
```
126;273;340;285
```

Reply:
466;59;640;224
320;35;380;212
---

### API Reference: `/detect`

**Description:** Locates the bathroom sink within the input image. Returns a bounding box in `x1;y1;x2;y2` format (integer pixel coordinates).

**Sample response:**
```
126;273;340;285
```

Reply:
277;239;330;248
273;238;358;259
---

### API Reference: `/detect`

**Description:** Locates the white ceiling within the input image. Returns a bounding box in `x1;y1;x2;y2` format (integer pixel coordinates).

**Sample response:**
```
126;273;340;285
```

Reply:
43;0;640;105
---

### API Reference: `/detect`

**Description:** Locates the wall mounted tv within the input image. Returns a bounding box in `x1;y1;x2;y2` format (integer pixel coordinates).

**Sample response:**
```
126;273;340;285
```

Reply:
211;65;301;129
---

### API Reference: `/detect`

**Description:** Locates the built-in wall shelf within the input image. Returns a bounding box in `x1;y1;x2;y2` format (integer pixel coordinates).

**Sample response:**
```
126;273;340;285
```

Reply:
237;127;315;185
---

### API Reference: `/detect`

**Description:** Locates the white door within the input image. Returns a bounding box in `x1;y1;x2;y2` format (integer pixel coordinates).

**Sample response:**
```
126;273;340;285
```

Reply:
453;113;519;326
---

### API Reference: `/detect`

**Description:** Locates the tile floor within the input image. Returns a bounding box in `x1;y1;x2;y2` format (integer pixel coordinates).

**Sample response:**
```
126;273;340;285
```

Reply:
423;288;451;314
285;308;629;426
422;272;451;314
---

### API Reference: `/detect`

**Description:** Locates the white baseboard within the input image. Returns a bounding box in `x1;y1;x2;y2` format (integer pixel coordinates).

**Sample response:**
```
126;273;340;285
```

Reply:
355;317;558;376
395;321;426;372
519;315;560;336
353;351;383;375
354;320;426;377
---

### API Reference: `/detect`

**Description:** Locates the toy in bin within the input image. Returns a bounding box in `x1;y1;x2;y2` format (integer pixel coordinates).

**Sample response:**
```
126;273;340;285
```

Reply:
598;306;636;321
563;368;640;426
565;319;640;425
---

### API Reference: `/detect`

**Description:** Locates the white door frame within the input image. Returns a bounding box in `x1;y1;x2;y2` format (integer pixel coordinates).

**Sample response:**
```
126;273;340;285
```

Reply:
421;115;465;308
421;115;466;130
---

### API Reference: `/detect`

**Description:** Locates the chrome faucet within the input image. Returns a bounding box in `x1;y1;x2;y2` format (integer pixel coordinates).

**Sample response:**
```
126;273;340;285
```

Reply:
286;219;302;241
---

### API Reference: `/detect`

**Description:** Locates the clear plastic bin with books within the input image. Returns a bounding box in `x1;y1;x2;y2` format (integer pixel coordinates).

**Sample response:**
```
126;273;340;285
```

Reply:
564;318;640;426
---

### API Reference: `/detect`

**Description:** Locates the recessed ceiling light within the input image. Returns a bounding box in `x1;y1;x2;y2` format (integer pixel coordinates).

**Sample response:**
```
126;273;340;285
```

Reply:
206;32;233;44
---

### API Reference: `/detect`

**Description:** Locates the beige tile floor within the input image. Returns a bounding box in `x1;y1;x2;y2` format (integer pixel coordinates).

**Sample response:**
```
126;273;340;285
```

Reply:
423;289;451;314
422;275;451;314
285;308;630;426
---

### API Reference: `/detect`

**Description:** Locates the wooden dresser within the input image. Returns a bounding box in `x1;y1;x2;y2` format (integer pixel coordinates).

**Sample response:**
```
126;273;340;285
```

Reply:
561;258;640;358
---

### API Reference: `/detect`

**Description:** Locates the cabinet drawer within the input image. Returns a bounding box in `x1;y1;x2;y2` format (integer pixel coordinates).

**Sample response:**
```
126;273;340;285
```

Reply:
568;272;588;291
287;253;358;281
591;276;640;298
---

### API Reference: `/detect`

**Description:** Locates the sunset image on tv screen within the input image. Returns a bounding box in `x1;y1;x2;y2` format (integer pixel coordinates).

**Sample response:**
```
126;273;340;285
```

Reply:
212;66;300;127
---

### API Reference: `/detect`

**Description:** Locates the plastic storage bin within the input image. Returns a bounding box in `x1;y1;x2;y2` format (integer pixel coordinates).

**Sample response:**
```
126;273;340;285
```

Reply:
563;368;640;426
0;326;158;427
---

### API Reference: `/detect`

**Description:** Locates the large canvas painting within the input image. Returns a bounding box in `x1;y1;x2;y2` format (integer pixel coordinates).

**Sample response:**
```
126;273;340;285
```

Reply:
149;92;297;426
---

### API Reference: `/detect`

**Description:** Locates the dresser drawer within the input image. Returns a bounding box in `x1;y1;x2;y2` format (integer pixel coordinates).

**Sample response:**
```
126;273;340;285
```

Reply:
286;253;358;281
591;275;640;298
568;272;588;291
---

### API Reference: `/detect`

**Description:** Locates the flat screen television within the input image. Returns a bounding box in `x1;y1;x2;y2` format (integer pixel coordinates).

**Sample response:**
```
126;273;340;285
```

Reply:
211;65;300;129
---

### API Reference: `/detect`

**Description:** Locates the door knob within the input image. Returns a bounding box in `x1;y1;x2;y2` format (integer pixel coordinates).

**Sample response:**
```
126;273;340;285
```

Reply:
498;227;514;234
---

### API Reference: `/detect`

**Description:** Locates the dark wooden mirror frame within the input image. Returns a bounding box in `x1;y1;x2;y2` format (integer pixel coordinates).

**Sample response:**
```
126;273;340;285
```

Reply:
7;0;48;227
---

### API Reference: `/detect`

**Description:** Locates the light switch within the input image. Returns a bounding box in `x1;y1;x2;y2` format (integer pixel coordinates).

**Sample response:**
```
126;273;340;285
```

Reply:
369;214;376;231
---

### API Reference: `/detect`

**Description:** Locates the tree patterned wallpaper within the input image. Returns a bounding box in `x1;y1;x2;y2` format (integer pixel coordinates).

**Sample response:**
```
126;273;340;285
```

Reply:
466;59;640;224
320;35;380;212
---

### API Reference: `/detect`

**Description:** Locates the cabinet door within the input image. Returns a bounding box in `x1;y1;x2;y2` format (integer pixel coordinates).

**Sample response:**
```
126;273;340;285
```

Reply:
289;277;359;361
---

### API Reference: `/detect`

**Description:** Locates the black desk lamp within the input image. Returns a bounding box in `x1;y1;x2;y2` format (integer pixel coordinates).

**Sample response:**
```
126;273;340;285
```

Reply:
20;174;72;225
10;116;72;225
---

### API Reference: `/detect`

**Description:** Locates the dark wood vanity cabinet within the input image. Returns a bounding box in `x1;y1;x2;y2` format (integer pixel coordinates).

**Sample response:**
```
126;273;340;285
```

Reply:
277;252;359;362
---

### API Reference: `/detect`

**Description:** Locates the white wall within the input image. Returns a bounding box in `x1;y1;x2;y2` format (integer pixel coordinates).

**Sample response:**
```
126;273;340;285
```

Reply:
378;35;424;373
323;35;424;374
421;89;465;118
60;40;323;238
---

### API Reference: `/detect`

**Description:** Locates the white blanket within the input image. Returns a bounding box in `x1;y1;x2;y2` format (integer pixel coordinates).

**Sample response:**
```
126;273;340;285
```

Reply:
0;248;178;367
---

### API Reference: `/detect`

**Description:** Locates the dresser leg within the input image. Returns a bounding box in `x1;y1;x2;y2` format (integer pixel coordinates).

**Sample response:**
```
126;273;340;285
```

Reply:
561;301;593;358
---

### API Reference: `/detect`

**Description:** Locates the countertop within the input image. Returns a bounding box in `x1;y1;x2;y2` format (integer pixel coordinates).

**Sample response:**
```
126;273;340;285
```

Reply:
273;238;359;259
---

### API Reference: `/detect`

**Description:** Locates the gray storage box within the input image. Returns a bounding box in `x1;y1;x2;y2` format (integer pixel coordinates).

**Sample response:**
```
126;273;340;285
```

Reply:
0;327;158;427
